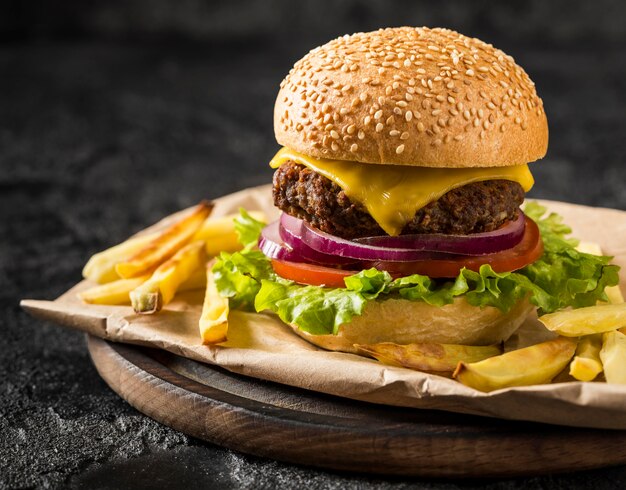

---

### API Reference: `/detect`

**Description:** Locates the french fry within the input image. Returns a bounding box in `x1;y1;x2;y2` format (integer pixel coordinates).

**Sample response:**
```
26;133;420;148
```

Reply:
569;334;603;382
576;242;624;305
538;303;626;337
178;267;207;292
117;201;213;279
199;266;229;344
130;241;206;314
78;275;150;305
192;210;267;256
600;331;626;384
82;232;159;284
453;337;577;392
354;342;501;373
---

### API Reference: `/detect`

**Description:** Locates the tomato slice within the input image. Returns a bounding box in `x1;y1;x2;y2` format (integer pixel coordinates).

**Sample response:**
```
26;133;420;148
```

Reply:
271;259;355;288
271;217;544;285
366;217;544;278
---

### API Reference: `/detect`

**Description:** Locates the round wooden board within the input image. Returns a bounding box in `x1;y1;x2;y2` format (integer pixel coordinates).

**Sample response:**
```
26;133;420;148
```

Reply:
87;335;626;478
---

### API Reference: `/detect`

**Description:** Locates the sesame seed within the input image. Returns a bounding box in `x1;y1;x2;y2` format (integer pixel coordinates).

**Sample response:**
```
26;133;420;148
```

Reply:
466;69;475;76
389;130;400;136
432;109;442;116
374;110;383;119
331;142;339;151
376;123;384;132
400;131;409;140
358;130;365;140
364;115;371;125
417;122;425;132
396;144;405;154
350;143;359;152
347;124;356;134
405;111;413;122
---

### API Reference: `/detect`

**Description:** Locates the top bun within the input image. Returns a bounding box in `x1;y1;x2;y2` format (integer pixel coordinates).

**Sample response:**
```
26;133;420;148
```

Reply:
275;27;548;168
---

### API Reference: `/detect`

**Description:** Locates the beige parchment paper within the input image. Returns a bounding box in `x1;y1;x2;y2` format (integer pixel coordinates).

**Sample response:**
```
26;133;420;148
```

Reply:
21;185;626;429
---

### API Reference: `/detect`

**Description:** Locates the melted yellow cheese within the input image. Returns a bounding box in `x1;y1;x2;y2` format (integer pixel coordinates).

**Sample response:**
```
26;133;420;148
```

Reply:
270;147;534;236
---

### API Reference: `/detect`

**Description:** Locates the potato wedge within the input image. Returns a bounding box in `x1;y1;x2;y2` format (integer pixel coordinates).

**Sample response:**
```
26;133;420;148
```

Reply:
82;232;159;284
600;331;626;384
354;342;501;373
453;337;577;392
78;275;150;305
117;201;213;279
538;303;626;337
130;241;206;314
178;267;207;292
569;334;603;382
193;210;266;256
199;266;229;344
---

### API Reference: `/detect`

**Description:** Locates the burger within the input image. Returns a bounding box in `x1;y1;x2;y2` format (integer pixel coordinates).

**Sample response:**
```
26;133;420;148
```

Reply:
213;27;618;354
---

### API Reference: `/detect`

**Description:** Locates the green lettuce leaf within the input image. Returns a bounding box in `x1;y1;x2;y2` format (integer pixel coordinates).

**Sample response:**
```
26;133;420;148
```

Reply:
212;249;274;310
234;208;266;250
212;206;621;335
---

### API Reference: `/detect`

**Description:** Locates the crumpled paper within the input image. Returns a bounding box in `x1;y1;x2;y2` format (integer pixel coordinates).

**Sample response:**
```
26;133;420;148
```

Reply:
21;185;626;429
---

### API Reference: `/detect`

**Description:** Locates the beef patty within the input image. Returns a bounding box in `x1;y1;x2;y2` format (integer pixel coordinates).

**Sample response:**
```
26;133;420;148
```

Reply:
273;161;525;239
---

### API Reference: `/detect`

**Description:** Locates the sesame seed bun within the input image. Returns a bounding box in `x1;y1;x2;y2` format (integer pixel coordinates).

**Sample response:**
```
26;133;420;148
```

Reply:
290;297;534;353
275;27;548;168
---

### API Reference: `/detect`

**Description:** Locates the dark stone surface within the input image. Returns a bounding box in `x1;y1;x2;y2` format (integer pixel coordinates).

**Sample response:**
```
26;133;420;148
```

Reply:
2;5;626;488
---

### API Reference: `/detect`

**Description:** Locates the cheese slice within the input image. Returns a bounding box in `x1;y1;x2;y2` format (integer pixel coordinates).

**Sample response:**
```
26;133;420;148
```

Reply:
270;147;534;236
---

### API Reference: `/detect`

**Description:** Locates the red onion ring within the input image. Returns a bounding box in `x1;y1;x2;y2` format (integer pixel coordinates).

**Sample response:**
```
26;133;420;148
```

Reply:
292;215;471;262
355;211;526;255
260;220;357;266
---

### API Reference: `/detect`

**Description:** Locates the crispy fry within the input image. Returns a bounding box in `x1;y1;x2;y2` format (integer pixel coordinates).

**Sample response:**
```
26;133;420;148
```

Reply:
600;331;626;384
178;267;207;292
569;334;603;382
192;210;267;256
130;241;206;314
199;265;229;344
538;303;626;337
453;337;577;392
117;201;213;279
82;232;159;284
576;242;624;305
354;342;501;372
78;275;150;305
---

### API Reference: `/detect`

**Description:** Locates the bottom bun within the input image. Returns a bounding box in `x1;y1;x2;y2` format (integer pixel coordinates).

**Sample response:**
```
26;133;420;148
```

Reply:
291;297;534;353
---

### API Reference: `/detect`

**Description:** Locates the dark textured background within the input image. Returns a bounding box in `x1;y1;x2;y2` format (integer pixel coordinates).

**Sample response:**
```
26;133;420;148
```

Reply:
2;1;626;488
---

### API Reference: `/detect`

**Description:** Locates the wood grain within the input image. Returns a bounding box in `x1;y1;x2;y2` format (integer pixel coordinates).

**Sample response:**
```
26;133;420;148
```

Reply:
87;335;626;478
